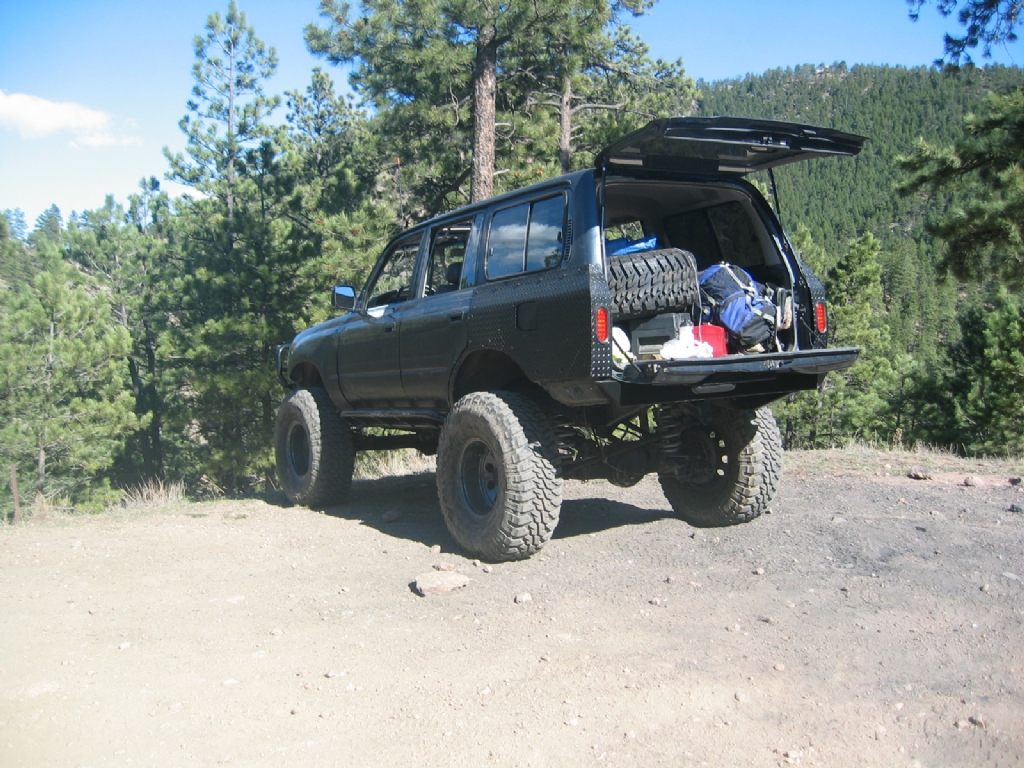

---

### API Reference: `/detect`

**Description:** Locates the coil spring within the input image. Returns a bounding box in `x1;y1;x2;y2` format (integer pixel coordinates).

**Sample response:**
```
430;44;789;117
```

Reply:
549;418;578;460
656;406;683;457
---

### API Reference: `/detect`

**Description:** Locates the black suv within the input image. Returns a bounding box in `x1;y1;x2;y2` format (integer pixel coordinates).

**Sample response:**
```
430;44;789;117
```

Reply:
275;117;866;561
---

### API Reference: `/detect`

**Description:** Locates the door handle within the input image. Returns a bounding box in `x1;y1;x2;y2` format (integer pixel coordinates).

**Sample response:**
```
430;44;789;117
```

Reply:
449;311;464;322
383;322;396;333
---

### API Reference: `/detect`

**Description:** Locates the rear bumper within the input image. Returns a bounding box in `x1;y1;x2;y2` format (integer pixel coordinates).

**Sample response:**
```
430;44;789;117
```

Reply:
597;347;860;406
635;347;860;384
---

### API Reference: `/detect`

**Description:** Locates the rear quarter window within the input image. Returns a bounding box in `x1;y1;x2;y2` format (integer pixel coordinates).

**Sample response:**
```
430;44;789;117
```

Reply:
486;193;567;280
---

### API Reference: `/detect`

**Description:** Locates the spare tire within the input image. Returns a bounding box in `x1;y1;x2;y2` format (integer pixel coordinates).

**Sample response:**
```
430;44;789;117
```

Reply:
607;248;699;320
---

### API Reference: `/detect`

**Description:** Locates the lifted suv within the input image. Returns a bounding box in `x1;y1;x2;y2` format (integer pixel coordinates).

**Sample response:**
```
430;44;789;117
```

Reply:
275;117;866;561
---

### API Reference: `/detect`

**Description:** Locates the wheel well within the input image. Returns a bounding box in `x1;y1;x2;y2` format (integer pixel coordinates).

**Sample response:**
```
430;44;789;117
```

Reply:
292;362;324;388
452;350;528;402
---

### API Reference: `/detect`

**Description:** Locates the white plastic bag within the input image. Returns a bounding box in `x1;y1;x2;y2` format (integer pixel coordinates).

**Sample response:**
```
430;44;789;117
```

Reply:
660;326;714;360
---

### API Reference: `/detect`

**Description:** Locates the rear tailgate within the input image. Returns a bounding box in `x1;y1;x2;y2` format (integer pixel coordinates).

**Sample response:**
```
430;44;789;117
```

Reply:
598;347;860;405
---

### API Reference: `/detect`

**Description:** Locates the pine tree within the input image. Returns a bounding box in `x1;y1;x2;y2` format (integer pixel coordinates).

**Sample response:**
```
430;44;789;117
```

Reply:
165;0;280;220
909;0;1023;64
1;210;36;290
29;205;63;247
825;232;901;444
284;69;397;322
0;258;140;514
162;3;319;494
914;288;1024;455
774;232;899;448
497;1;693;174
900;88;1024;290
64;189;173;482
305;0;672;210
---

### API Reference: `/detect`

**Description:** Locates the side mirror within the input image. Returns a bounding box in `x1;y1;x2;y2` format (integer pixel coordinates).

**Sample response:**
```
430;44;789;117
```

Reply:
332;285;356;311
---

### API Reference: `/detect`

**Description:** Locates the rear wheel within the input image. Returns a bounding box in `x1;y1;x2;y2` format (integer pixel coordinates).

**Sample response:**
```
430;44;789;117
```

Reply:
275;387;354;507
659;406;781;527
607;248;699;320
436;391;562;561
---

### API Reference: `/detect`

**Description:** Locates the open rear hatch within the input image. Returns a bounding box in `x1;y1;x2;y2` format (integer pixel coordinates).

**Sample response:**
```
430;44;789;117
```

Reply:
594;116;865;406
596;116;867;176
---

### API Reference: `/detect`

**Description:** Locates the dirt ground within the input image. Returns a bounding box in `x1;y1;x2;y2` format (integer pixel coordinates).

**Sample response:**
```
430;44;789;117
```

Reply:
2;446;1023;767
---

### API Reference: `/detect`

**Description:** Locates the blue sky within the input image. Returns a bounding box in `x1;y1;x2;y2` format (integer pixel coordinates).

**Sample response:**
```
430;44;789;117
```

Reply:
2;0;1022;226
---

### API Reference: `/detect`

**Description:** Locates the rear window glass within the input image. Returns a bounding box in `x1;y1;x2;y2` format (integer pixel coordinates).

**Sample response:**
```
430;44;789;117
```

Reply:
706;202;762;268
488;204;530;279
526;196;565;271
487;193;566;279
664;201;762;270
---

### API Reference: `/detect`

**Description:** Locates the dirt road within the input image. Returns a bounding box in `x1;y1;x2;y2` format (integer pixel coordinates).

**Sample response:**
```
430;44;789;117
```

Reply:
2;448;1023;767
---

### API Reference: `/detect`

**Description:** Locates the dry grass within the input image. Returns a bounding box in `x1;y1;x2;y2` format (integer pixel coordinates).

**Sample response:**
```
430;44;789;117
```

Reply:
119;479;187;510
27;494;74;521
357;442;1019;484
784;441;1024;480
354;449;436;480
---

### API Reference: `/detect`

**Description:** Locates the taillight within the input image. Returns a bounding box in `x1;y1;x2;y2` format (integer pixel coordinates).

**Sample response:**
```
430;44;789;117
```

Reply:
815;302;828;333
595;307;609;342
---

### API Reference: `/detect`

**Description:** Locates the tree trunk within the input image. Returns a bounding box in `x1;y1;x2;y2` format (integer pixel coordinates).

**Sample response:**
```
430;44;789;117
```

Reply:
262;347;275;491
227;38;237;222
559;75;573;175
39;320;54;494
36;430;46;495
143;325;164;478
471;27;498;203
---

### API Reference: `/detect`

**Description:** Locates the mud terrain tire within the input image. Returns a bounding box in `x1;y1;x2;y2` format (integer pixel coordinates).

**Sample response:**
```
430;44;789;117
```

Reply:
436;391;562;561
275;387;355;507
659;405;781;527
607;248;699;320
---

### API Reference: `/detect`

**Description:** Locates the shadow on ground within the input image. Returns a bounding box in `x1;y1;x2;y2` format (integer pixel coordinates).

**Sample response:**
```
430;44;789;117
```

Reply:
554;497;670;538
299;472;672;553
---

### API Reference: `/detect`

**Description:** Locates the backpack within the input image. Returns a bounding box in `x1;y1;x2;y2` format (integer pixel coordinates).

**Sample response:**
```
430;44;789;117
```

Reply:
698;263;788;351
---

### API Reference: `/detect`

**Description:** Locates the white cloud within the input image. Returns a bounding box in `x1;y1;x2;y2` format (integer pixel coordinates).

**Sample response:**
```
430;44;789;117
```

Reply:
73;133;144;148
0;90;140;147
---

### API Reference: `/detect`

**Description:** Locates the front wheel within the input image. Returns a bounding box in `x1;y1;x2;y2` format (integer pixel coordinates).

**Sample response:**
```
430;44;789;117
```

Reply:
659;405;781;527
436;391;562;561
275;387;355;507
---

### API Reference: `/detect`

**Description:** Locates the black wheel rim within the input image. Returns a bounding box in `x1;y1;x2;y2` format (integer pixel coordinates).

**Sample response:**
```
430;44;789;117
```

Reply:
288;422;311;478
693;428;729;487
459;439;502;517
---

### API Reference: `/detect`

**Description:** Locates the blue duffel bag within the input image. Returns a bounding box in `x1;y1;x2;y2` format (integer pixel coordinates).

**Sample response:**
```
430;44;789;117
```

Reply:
698;263;781;351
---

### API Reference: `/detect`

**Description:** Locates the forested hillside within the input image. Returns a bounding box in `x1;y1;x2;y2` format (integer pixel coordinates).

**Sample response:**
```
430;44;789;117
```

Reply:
1;2;1022;517
697;64;1024;246
696;64;1024;455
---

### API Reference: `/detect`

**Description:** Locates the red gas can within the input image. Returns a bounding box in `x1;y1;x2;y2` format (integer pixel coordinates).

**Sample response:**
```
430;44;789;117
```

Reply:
693;324;728;357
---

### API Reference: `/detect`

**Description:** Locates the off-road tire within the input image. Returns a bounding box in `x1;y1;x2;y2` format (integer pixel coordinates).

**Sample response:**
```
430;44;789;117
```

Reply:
275;387;355;507
607;248;699;320
436;391;562;561
659;406;781;527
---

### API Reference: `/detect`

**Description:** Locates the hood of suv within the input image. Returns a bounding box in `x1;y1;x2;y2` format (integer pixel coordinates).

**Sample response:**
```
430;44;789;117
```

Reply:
596;116;867;176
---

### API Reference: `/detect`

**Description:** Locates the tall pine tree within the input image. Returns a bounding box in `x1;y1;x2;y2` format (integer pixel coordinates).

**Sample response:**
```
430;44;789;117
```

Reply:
0;258;140;513
163;2;307;494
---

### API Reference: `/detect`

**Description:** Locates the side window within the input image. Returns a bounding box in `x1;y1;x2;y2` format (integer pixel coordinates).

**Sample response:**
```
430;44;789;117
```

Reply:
365;238;421;309
425;220;473;296
488;204;530;279
526;195;565;271
486;193;566;280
